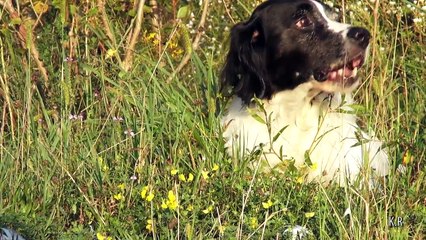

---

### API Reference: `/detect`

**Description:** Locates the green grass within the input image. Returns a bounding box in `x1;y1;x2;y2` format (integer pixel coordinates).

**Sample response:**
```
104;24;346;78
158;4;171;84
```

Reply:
0;0;425;239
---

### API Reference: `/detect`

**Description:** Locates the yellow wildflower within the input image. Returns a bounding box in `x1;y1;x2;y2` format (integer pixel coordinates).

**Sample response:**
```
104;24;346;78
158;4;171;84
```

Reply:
212;164;219;171
166;190;178;210
249;217;258;229
262;199;273;209
118;183;126;191
169;41;178;48
187;173;194;182
96;232;112;240
172;48;184;58
201;170;209;180
96;233;105;240
146;192;155;202
141;186;149;199
159;191;179;211
33;1;48;14
168;190;176;202
161;200;168;209
113;193;124;201
187;204;193;211
97;157;109;172
296;176;304;184
141;186;154;202
218;225;226;234
202;205;214;214
310;162;318;171
305;212;315;218
171;169;179;176
168;200;178;210
145;32;156;41
106;49;117;59
178;173;186;182
403;150;412;165
146;219;153;232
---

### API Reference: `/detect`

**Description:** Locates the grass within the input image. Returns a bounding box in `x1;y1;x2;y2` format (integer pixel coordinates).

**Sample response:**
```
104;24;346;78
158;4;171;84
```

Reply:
0;0;425;239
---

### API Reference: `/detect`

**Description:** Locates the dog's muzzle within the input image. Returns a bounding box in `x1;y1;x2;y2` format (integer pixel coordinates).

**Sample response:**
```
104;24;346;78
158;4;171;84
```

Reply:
314;27;370;83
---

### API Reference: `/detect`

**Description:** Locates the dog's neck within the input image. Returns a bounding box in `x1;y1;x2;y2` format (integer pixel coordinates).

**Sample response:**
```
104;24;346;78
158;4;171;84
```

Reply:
242;82;350;126
268;81;344;107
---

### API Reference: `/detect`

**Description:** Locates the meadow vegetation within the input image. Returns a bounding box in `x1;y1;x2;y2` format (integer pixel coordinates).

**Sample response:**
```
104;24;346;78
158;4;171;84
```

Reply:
0;0;425;239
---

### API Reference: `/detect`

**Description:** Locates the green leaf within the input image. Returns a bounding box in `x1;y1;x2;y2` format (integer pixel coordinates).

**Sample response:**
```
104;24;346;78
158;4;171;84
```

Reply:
177;5;190;19
304;151;312;166
52;0;67;24
87;7;99;17
69;4;77;15
272;125;289;143
250;112;266;124
10;18;22;25
128;9;136;17
143;5;152;13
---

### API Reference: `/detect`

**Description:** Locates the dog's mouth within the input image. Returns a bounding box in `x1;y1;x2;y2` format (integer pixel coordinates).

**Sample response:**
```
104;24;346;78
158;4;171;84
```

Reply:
314;53;365;82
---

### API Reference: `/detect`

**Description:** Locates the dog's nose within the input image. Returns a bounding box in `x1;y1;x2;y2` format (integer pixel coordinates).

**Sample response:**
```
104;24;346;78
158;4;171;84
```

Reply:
347;27;370;48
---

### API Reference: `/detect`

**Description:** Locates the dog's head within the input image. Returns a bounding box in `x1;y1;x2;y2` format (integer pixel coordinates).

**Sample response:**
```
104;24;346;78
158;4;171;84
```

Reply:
221;0;371;103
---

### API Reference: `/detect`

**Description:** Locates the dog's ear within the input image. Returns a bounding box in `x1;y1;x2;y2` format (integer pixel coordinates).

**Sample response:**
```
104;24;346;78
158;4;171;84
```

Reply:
221;16;270;103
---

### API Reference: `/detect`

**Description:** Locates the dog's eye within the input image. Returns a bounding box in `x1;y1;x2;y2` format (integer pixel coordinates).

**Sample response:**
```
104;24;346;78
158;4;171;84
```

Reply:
295;16;313;29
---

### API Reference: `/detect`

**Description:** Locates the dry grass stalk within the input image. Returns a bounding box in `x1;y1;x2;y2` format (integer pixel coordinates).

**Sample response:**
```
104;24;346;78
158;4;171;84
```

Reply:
0;0;49;83
166;0;210;83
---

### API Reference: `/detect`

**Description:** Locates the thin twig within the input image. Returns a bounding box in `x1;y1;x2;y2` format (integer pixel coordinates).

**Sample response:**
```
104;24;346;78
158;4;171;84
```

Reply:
223;0;236;24
123;0;146;71
29;0;45;29
150;0;162;55
0;0;13;13
29;37;48;82
166;0;210;83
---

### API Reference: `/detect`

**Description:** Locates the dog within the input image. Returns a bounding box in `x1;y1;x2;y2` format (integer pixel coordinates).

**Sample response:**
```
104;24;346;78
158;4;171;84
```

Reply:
221;0;389;185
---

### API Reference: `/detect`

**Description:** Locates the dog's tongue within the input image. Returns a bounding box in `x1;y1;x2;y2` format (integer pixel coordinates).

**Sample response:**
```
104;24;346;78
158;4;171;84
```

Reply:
317;54;365;82
352;56;363;68
314;54;364;82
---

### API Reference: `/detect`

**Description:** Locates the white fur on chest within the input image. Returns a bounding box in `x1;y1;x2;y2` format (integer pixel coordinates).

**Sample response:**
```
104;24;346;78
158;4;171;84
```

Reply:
221;82;389;185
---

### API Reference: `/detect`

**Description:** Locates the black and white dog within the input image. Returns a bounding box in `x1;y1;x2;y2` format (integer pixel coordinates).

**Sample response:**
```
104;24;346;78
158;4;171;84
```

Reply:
221;0;389;185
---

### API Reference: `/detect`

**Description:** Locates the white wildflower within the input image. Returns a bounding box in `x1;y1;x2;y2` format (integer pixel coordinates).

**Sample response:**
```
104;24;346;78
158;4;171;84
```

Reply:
283;225;310;240
124;129;135;137
343;207;351;218
413;18;422;23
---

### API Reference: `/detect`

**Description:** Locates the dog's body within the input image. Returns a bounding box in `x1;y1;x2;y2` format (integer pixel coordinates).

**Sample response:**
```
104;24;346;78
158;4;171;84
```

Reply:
221;0;389;185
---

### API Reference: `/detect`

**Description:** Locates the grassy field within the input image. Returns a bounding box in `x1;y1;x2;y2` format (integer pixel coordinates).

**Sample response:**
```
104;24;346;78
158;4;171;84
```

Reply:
0;0;425;239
